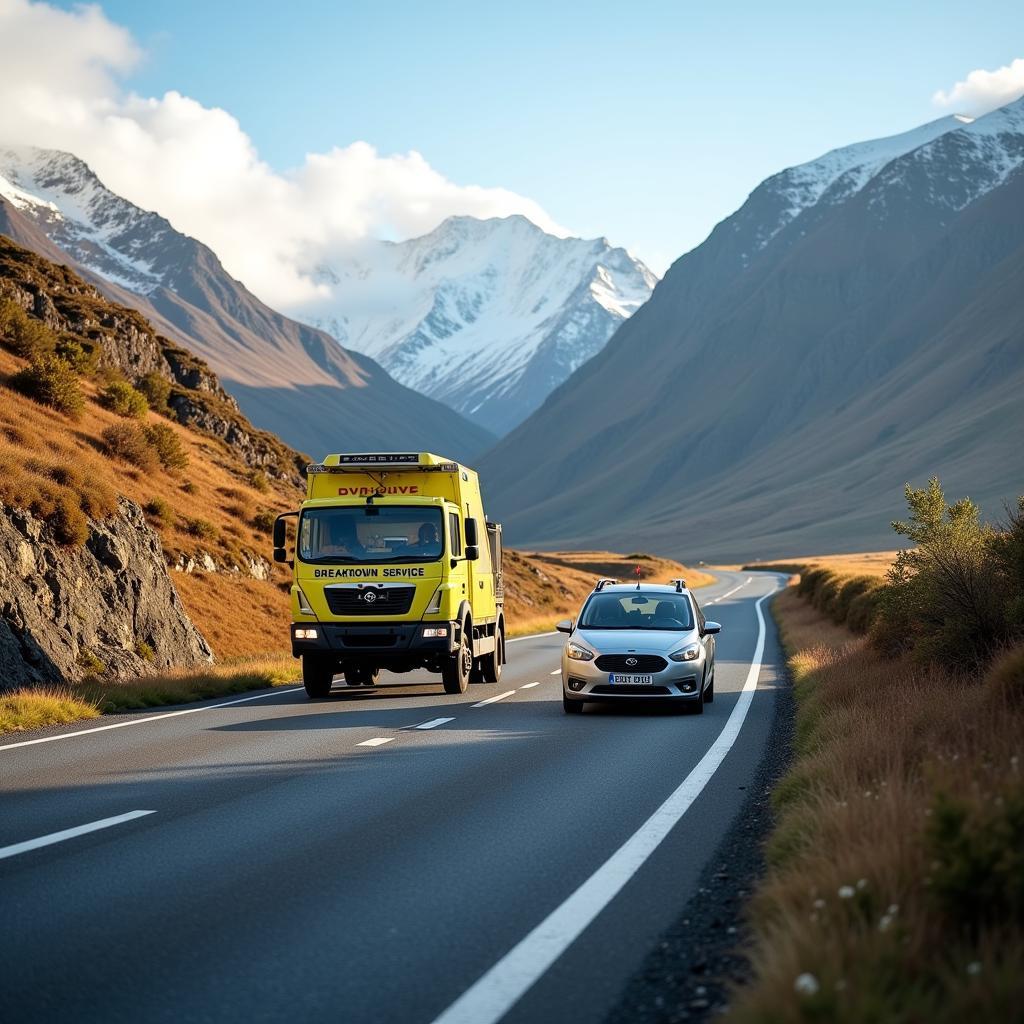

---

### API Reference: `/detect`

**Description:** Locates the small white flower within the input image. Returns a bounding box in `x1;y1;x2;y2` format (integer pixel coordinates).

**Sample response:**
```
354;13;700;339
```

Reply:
838;885;856;899
856;878;868;891
887;904;899;915
967;961;982;976
813;898;826;909
878;914;894;932
794;973;820;996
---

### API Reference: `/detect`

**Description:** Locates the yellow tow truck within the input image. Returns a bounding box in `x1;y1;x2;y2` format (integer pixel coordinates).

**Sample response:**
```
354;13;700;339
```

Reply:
274;452;505;698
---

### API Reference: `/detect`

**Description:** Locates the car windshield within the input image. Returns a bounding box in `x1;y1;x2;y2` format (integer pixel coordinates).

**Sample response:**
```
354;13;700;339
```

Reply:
299;506;444;564
577;591;694;630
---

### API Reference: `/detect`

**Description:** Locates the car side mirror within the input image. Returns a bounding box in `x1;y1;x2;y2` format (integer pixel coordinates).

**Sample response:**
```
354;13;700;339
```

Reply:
703;621;722;635
465;545;479;561
556;619;573;634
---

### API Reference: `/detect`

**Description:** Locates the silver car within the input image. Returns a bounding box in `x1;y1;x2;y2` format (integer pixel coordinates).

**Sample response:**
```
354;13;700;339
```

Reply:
557;579;721;714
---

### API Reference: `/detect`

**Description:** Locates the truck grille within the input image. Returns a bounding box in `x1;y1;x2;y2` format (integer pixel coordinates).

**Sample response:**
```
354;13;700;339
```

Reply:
325;586;416;616
594;654;668;673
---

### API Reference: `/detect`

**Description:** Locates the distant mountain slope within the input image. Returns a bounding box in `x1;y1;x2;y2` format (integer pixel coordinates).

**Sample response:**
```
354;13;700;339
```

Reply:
479;98;1024;560
0;147;493;462
293;215;656;435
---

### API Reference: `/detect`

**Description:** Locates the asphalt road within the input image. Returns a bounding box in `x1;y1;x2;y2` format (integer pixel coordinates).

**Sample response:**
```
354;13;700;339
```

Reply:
0;570;785;1024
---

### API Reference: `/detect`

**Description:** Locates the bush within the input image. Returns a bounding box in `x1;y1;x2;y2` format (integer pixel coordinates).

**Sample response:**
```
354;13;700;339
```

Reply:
134;641;155;662
0;299;56;359
136;372;171;413
181;480;196;495
10;355;84;419
77;650;106;680
247;469;270;493
143;423;189;470
143;497;174;525
251;509;277;533
100;380;149;419
102;423;158;471
54;334;98;375
185;517;218;541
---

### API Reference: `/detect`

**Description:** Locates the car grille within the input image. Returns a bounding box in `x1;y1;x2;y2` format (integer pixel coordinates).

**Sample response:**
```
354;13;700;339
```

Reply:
591;684;672;696
325;586;416;616
594;654;668;673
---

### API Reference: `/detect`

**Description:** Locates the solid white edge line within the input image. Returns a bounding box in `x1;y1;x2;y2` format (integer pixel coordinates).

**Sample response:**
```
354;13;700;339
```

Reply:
0;686;306;754
470;690;517;708
550;669;561;675
0;809;156;861
428;584;777;1024
506;631;558;643
519;682;540;690
415;718;456;730
357;737;394;747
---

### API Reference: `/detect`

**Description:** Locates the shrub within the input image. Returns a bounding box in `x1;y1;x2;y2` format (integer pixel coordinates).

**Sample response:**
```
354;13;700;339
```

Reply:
136;372;171;413
77;649;106;679
185;517;218;541
102;423;158;471
54;334;98;375
134;641;155;662
251;509;277;533
49;492;89;546
0;300;56;359
143;497;174;525
10;355;84;419
247;469;270;493
143;423;189;470
181;480;196;495
100;380;149;419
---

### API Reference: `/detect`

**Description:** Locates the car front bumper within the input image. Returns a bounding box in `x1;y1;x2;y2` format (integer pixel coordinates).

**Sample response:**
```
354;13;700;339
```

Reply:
561;656;704;701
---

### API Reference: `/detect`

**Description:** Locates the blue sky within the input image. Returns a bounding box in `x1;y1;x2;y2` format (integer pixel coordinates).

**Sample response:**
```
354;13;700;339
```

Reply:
58;1;1024;272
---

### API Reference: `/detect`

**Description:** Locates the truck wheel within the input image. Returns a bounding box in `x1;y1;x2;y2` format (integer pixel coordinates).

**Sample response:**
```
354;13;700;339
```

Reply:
302;654;335;699
345;667;380;687
442;627;472;694
480;623;504;683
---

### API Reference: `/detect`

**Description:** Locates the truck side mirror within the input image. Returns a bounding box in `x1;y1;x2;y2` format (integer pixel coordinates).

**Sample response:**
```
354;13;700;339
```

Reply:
273;547;288;563
465;545;479;561
464;517;479;547
272;516;287;549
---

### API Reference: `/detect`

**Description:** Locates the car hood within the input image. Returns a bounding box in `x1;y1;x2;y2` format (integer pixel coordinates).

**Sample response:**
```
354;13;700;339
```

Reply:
572;628;698;656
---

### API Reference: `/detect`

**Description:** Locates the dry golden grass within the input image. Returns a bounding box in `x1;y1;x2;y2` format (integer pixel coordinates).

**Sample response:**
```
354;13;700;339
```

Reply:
503;548;714;636
740;551;898;578
729;587;1024;1023
0;686;100;734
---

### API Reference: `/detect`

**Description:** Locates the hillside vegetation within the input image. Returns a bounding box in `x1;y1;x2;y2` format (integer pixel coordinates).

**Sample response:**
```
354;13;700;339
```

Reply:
732;481;1024;1022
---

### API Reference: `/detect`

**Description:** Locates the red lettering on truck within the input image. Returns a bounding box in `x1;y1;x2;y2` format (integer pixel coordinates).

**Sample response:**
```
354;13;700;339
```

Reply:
336;485;420;496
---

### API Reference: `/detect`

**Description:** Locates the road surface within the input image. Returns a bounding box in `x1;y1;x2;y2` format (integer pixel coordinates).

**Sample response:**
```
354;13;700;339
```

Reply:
0;570;785;1023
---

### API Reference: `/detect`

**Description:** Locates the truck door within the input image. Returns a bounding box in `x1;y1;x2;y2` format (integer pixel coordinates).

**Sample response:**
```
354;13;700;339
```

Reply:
447;509;468;607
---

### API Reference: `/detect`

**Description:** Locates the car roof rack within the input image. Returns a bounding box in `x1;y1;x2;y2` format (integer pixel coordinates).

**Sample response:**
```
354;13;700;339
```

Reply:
670;577;687;592
594;578;618;591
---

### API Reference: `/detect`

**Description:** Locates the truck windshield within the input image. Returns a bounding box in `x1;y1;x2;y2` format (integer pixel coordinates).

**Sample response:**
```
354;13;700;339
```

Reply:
577;592;694;630
299;507;445;564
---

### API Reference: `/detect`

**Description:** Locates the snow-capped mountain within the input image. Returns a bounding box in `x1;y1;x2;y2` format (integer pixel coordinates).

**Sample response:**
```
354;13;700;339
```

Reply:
293;215;657;435
0;146;495;461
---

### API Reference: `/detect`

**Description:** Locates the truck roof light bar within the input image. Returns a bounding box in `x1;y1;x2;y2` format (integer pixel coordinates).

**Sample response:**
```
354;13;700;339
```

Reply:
594;578;618;591
671;578;687;592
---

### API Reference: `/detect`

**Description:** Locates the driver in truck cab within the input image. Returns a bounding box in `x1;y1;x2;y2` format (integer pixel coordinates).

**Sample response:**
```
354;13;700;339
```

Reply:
318;516;366;560
408;521;442;557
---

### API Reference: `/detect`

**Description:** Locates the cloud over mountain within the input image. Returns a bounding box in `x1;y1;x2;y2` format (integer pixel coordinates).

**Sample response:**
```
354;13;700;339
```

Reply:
933;56;1024;116
0;0;567;309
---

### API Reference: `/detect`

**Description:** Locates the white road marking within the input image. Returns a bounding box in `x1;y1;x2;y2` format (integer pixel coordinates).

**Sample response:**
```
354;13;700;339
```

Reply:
707;577;752;605
0;810;155;861
357;737;394;747
428;584;777;1024
519;682;540;690
471;690;517;708
414;718;456;730
550;669;561;675
507;631;558;643
0;686;306;754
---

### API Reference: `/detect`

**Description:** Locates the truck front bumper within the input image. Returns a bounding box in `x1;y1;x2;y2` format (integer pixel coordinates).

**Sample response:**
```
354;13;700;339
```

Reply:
291;621;458;659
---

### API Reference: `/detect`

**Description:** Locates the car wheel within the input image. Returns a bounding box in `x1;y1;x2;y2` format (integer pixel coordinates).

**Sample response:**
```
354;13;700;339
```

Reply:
704;667;714;703
442;626;472;694
302;654;335;699
563;694;584;714
691;685;705;715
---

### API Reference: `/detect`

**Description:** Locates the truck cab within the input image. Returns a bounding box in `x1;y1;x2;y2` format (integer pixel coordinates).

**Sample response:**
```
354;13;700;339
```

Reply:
274;452;505;698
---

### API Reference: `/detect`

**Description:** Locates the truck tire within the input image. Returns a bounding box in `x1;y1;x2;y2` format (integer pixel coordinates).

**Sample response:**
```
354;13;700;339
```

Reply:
345;667;380;687
442;625;472;694
302;654;335;699
480;622;504;683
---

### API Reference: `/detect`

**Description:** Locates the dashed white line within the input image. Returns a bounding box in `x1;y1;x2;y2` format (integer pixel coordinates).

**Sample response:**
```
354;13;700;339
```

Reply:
0;686;305;754
519;682;540;690
0;810;155;861
414;718;456;730
470;690;517;708
427;584;777;1024
356;737;394;747
550;669;562;675
707;577;752;605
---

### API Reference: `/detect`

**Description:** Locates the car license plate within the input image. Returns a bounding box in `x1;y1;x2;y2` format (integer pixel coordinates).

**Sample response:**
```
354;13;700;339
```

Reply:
611;673;654;685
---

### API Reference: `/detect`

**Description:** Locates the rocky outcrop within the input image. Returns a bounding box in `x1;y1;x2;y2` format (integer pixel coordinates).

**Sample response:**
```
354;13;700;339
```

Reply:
0;498;213;691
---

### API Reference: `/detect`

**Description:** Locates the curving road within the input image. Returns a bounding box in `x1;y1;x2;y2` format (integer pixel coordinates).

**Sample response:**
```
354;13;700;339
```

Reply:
0;570;785;1023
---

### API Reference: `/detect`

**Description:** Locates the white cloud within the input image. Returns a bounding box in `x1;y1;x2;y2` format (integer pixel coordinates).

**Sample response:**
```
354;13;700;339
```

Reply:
933;57;1024;117
0;0;567;308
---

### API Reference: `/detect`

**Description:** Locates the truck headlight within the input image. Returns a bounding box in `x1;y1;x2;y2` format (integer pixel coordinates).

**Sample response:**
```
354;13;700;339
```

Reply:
566;641;595;661
670;643;701;662
294;628;319;640
422;626;448;638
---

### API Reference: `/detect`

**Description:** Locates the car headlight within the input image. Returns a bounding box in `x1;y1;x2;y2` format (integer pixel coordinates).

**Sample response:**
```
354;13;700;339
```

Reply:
566;641;595;661
670;642;701;662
